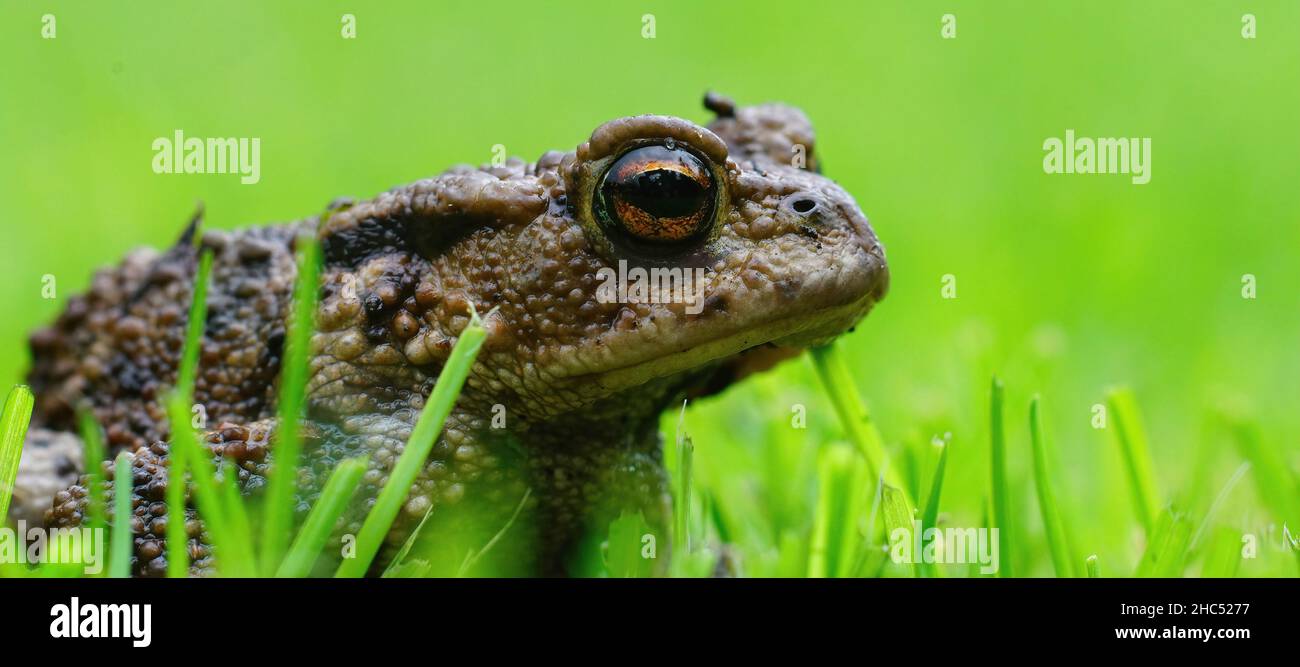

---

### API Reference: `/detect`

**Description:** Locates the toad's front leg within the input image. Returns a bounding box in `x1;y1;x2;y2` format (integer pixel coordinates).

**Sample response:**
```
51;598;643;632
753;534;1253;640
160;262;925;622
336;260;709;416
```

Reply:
317;404;671;577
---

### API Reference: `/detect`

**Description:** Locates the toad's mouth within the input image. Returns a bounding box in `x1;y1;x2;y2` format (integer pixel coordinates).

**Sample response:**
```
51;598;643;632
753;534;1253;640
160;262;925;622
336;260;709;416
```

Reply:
539;236;888;398
580;283;884;395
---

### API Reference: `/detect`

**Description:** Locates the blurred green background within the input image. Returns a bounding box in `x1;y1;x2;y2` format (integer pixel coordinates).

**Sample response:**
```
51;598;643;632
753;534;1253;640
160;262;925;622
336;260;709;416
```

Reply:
2;1;1297;576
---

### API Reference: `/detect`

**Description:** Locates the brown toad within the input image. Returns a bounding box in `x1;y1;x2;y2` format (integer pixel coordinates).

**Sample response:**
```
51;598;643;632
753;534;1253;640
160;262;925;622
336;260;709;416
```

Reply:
18;93;888;576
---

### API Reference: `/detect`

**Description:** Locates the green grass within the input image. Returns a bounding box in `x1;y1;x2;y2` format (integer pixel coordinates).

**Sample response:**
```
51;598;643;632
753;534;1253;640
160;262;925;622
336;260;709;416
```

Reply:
1190;461;1251;554
0;385;34;525
1028;396;1074;577
1107;388;1160;535
109;452;133;578
1135;508;1193;578
162;249;260;576
988;378;1013;577
917;435;950;578
159;245;216;577
1201;528;1242;578
808;444;868;578
8;348;1295;578
663;407;721;578
603;510;656;578
921;435;950;537
260;234;321;574
77;408;107;530
879;481;916;578
276;457;366;577
456;488;533;577
175;250;213;395
672;401;694;557
167;392;255;576
1227;420;1300;535
810;344;906;498
334;307;487;577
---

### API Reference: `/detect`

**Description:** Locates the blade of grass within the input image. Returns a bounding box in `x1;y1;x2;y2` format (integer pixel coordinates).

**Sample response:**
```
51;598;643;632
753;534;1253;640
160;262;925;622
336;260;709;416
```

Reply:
1188;461;1250;552
165;397;224;535
848;472;889;578
880;481;916;577
1200;528;1242;577
1085;554;1099;578
382;496;439;578
109;452;133;578
0;385;35;524
1287;526;1300;572
1029;396;1073;577
810;342;917;565
76;408;107;531
40;536;75;577
1135;507;1192;577
1107;388;1160;534
218;462;255;575
918;435;950;578
673;400;694;556
335;307;487;577
166;394;253;577
166;445;188;577
175;250;212;394
260;234;321;575
900;443;921;504
1226;420;1300;531
165;246;212;578
808;444;868;578
459;488;532;577
989;377;1013;577
970;496;989;577
602;509;654;578
162;248;263;576
276;457;366;577
921;435;950;531
809;344;906;495
163;245;209;577
775;530;807;577
705;487;731;546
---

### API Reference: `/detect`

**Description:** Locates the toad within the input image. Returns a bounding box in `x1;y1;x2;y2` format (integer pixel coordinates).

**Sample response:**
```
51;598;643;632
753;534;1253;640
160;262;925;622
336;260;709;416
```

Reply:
17;93;888;576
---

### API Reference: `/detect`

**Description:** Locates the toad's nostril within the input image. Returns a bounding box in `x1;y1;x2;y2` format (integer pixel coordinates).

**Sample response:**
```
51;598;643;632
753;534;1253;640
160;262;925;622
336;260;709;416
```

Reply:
791;198;817;214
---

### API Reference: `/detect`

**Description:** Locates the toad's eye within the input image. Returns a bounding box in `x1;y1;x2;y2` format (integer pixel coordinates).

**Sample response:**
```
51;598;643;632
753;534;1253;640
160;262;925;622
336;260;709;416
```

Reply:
596;144;716;243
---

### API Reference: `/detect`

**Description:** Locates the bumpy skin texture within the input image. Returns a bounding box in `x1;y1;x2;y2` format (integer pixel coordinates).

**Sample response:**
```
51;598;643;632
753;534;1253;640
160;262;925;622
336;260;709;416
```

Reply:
20;94;889;576
9;429;82;526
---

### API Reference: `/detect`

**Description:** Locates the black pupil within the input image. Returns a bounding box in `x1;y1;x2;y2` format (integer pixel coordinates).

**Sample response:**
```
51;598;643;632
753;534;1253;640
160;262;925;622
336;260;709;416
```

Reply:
615;168;707;219
604;146;712;221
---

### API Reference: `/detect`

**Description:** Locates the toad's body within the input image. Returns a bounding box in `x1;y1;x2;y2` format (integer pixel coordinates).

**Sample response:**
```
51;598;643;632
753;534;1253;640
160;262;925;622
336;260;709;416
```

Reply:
17;95;888;576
